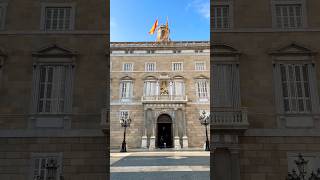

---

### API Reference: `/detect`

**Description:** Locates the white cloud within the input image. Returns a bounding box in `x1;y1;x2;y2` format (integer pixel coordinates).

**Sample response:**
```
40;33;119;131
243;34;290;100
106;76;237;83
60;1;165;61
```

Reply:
186;0;210;19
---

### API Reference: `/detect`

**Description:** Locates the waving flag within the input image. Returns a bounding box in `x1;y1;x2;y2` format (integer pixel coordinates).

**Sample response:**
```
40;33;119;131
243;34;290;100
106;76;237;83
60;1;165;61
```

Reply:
149;19;158;35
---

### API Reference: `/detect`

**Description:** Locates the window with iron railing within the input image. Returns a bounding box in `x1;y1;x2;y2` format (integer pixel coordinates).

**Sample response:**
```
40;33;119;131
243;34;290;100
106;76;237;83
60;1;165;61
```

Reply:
145;62;156;72
275;4;302;29
213;5;230;29
44;7;72;31
123;63;133;71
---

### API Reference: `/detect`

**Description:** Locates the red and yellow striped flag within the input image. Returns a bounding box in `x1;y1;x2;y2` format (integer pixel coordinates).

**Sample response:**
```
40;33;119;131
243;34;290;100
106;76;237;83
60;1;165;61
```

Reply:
149;19;158;35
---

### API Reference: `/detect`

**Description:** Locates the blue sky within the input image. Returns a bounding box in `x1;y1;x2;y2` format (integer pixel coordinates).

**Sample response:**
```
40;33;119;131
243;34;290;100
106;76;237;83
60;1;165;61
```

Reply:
111;0;210;42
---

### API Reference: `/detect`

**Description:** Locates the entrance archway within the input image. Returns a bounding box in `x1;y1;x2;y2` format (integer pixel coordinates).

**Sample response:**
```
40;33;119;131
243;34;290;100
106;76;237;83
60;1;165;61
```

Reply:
156;114;173;148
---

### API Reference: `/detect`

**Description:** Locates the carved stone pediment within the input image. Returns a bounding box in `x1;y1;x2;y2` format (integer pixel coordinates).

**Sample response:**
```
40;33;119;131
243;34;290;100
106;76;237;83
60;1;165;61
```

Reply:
194;74;209;79
120;75;134;80
32;44;78;58
269;42;317;56
143;75;157;80
211;43;240;56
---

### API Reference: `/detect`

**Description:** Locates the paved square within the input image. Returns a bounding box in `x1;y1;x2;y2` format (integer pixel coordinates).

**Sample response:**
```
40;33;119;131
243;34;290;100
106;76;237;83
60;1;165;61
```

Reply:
110;151;210;180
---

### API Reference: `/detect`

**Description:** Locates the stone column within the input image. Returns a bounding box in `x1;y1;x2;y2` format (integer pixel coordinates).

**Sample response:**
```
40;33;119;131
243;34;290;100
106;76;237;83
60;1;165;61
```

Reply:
230;148;240;180
182;109;188;148
141;128;148;148
174;109;181;150
141;109;148;148
149;123;156;150
148;109;155;150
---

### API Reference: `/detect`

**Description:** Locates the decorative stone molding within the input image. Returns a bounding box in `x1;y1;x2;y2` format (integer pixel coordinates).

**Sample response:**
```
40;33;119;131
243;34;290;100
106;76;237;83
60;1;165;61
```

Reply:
29;44;77;129
270;43;320;128
110;41;210;56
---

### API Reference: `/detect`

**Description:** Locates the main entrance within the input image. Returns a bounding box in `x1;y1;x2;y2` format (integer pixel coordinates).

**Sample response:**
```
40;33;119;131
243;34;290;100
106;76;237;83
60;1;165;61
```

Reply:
156;114;173;148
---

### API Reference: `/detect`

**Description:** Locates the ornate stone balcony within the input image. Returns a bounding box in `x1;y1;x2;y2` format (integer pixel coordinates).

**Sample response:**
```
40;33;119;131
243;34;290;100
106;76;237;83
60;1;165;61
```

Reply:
211;107;249;130
141;95;188;103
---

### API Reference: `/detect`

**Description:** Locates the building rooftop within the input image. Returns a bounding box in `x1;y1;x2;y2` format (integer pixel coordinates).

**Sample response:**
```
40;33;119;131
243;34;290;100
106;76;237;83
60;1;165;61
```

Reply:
110;41;209;51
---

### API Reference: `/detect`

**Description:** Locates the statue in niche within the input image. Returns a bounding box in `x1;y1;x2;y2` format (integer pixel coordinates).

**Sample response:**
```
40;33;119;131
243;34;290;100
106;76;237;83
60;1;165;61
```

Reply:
160;81;169;95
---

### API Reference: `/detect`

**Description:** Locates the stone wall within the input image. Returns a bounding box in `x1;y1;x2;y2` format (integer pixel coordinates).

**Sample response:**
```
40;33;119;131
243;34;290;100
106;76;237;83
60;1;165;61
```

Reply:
0;137;107;180
239;136;320;180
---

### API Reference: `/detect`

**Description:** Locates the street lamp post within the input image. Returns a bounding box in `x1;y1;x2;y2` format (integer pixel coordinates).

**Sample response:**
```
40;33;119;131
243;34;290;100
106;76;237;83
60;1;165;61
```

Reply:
286;153;320;180
120;112;132;152
199;110;210;151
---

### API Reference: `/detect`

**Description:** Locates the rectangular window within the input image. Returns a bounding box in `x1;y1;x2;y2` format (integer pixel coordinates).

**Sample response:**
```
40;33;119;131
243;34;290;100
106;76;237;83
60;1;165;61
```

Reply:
196;79;209;101
123;63;133;71
212;64;240;107
173;81;184;96
275;4;302;29
44;7;72;31
145;62;156;72
213;5;230;29
280;64;311;113
37;65;67;113
31;153;62;180
120;80;133;99
144;81;157;96
172;62;183;71
195;62;206;71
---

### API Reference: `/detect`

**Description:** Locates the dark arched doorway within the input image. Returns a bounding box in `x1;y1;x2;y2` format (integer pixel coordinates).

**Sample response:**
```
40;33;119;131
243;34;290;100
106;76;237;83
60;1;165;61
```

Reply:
156;114;173;148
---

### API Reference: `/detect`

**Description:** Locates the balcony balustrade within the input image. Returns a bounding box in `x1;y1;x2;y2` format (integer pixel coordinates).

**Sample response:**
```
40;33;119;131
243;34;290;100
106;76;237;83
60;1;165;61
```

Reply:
211;107;249;130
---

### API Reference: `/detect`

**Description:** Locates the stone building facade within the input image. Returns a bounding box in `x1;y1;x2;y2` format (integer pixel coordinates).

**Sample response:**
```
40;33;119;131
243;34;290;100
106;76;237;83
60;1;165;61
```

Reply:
110;41;210;149
211;0;320;180
0;0;108;180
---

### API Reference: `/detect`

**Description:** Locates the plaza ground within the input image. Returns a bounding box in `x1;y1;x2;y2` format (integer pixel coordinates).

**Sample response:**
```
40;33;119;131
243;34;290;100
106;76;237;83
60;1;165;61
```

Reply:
110;150;210;180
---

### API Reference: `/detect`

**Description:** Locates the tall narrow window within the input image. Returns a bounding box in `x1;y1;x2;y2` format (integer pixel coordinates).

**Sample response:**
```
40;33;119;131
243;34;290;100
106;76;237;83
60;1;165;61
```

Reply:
196;79;209;101
123;63;133;71
173;80;185;96
172;62;183;71
275;4;302;29
280;64;311;113
120;80;133;100
145;62;156;72
37;65;67;113
45;7;72;31
144;80;157;96
213;5;230;29
212;64;240;108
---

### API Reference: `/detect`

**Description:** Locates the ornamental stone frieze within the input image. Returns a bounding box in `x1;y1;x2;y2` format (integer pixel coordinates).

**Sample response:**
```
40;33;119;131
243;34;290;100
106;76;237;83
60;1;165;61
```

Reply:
144;103;185;110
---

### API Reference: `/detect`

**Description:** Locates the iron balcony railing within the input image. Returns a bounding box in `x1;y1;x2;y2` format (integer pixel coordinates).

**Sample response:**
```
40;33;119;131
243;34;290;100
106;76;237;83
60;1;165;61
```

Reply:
141;95;188;102
211;107;249;129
